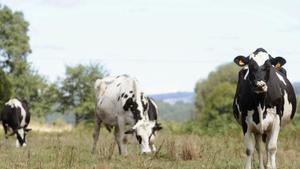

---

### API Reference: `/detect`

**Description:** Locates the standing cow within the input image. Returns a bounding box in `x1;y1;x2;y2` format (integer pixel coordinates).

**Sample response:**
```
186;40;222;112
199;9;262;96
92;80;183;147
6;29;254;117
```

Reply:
92;75;162;155
233;48;297;169
1;98;31;147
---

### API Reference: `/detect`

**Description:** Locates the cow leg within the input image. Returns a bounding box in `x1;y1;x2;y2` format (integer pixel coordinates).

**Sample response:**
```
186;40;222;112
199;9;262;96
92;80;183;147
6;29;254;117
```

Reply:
244;131;254;169
92;117;102;154
2;123;8;139
266;115;280;169
255;134;265;169
114;117;127;156
2;123;9;144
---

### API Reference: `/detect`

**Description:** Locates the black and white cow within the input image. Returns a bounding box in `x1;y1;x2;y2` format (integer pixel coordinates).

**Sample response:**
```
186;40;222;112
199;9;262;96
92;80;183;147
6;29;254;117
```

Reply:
233;48;297;169
92;75;162;155
1;98;31;147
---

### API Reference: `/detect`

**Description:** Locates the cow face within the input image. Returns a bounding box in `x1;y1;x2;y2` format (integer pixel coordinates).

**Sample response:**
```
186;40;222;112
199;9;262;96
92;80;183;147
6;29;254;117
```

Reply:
125;121;162;153
234;48;286;94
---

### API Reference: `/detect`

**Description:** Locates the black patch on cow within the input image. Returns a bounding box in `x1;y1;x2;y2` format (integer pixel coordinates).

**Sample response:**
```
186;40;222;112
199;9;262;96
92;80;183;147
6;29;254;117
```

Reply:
132;94;135;98
116;83;121;87
246;149;251;156
136;135;142;144
123;98;142;122
121;93;125;98
141;97;148;113
262;133;267;143
124;94;128;98
117;96;120;101
129;91;133;93
252;110;259;125
147;97;158;121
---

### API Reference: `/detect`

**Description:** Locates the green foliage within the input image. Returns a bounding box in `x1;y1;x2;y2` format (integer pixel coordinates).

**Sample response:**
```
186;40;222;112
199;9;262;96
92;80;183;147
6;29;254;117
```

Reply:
0;69;12;110
58;63;108;124
0;5;56;117
191;63;240;133
0;5;31;72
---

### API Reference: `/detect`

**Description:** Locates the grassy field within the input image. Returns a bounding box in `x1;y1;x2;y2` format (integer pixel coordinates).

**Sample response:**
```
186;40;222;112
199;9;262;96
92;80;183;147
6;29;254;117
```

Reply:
0;125;299;169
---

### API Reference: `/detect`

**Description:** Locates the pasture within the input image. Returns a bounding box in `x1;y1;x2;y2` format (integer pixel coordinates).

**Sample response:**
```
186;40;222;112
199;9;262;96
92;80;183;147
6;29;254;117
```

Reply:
0;124;299;169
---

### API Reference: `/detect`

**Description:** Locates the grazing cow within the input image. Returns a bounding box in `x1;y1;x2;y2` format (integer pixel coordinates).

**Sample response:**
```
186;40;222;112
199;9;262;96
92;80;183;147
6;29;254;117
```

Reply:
92;75;162;155
1;98;31;147
233;48;297;169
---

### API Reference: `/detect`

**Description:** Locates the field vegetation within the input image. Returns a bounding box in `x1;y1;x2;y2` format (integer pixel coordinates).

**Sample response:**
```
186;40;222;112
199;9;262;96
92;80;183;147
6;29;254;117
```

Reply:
0;123;300;169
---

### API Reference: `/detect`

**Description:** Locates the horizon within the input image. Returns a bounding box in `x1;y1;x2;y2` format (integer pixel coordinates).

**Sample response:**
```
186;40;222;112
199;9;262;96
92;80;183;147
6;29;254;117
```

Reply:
2;0;300;94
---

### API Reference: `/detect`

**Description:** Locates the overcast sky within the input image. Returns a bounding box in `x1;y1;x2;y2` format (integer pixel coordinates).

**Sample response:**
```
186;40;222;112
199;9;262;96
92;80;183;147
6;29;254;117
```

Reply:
1;0;300;94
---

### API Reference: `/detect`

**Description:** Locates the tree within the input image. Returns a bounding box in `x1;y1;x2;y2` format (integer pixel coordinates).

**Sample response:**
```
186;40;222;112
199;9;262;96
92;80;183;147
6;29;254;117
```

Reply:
0;5;31;73
0;69;12;110
0;5;31;109
59;63;108;125
193;63;240;132
0;5;57;117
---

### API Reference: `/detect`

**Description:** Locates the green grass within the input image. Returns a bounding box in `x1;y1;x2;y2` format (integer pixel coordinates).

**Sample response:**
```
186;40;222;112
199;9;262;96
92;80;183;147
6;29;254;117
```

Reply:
0;126;299;169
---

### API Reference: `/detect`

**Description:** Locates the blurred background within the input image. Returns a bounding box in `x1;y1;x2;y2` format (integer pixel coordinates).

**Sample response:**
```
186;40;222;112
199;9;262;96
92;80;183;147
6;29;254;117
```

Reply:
1;0;300;132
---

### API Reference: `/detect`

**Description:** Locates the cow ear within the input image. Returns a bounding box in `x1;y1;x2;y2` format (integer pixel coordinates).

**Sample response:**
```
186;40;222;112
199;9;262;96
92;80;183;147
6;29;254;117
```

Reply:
270;56;286;69
153;123;162;131
25;128;32;132
234;55;249;67
124;129;135;134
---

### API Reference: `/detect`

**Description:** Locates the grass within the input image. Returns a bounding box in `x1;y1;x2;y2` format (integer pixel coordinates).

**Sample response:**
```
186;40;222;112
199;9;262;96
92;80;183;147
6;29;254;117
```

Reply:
0;125;299;169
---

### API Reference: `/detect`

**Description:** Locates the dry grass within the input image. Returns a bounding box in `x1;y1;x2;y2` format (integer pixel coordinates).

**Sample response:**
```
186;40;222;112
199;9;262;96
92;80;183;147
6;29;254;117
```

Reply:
0;126;299;169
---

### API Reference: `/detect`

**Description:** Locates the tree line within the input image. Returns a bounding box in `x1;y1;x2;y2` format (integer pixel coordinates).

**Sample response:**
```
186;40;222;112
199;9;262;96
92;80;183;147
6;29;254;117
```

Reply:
0;5;107;125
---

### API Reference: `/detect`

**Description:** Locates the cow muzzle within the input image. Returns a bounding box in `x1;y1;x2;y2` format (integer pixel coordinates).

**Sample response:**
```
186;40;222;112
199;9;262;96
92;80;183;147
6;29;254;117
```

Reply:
254;81;268;93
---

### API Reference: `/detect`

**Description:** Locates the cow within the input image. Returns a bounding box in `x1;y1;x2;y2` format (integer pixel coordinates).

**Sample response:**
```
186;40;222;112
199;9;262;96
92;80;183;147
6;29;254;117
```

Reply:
92;75;162;155
233;48;297;169
1;98;31;147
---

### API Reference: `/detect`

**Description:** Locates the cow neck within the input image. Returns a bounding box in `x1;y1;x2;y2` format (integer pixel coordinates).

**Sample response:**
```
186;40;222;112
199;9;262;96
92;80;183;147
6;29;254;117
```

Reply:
266;67;282;102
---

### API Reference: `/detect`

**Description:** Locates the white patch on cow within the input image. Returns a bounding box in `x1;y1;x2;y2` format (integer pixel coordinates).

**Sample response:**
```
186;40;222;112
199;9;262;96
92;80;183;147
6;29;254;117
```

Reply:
246;107;277;133
257;104;265;134
135;120;156;153
16;139;20;148
235;99;242;122
5;99;27;127
281;91;293;125
276;72;287;85
244;69;249;80
18;128;25;140
249;52;269;66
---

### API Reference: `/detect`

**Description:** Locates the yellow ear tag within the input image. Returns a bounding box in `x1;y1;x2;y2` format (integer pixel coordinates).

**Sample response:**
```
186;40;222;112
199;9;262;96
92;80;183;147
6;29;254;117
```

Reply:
275;63;281;69
239;60;245;66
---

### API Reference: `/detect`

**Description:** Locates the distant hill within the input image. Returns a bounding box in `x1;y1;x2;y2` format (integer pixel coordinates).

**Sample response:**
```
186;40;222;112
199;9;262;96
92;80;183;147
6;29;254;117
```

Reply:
150;92;194;105
149;92;195;122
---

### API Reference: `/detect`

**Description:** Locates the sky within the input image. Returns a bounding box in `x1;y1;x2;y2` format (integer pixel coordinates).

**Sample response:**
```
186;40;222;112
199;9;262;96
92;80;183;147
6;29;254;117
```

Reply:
1;0;300;94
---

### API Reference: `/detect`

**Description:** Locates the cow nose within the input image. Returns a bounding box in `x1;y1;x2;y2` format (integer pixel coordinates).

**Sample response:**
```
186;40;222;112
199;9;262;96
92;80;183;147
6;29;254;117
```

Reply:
254;81;267;92
256;81;266;88
141;148;152;154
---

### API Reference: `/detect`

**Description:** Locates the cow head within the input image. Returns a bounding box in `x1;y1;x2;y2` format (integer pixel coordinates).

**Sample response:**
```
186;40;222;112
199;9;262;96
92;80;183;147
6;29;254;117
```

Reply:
125;120;162;154
234;48;286;94
15;128;31;147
